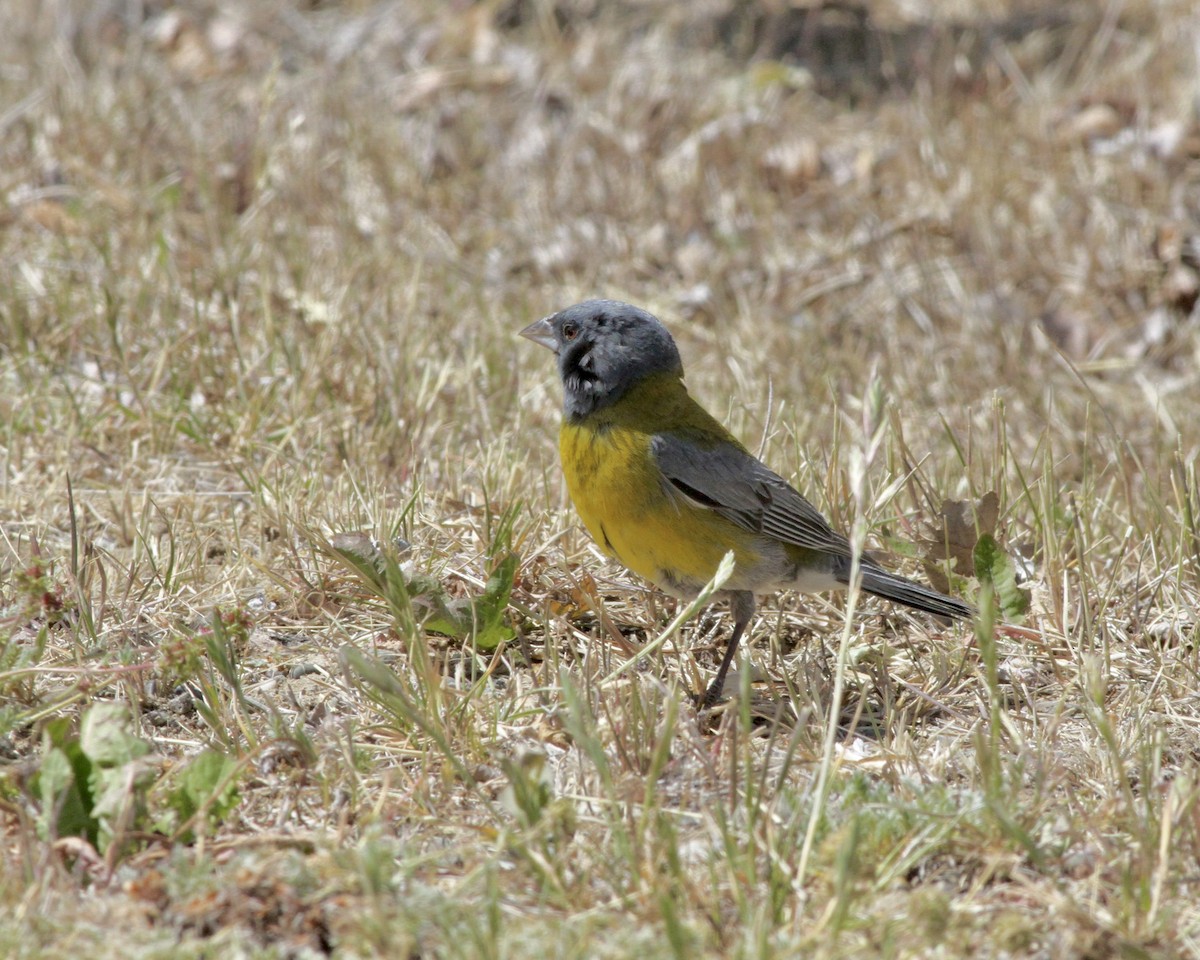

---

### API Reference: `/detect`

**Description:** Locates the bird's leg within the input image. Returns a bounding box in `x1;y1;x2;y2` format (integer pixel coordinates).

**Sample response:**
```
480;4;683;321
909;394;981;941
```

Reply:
698;591;755;708
699;618;747;707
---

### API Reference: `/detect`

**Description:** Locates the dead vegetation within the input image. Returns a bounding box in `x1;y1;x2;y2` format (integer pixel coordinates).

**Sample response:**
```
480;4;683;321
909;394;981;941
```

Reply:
2;0;1200;956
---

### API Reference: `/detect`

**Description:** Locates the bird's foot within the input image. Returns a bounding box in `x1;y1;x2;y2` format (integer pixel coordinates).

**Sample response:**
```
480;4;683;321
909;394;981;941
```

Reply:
691;681;727;712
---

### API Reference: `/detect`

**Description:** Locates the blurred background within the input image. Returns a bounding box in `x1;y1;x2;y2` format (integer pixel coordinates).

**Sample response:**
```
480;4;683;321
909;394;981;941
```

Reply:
3;3;1200;954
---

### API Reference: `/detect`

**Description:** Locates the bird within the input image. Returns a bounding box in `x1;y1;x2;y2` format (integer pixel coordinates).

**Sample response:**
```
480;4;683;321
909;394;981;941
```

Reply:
521;299;973;707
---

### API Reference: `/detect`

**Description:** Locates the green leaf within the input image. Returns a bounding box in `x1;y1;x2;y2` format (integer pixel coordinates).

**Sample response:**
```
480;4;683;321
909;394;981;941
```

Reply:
204;610;242;693
90;761;154;851
342;645;412;703
973;533;1030;620
165;749;241;841
470;552;518;651
418;553;517;650
80;701;151;767
329;532;517;650
416;595;474;639
498;748;553;828
79;703;154;852
35;743;97;846
32;706;156;853
329;533;395;596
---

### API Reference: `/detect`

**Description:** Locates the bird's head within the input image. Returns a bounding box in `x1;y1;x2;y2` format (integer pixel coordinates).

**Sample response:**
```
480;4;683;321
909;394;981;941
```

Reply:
520;299;684;420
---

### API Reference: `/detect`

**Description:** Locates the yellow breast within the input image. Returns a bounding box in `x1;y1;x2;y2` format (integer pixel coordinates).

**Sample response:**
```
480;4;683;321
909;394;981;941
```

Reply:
558;381;761;597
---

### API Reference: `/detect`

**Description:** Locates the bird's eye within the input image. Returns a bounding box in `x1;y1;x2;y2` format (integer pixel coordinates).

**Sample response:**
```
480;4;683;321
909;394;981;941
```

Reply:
562;322;580;341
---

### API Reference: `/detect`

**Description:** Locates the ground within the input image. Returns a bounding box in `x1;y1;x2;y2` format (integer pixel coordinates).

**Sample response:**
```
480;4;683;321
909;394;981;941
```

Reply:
2;1;1200;957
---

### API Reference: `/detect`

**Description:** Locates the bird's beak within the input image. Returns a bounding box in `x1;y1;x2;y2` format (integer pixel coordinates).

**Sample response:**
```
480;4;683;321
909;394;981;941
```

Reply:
519;316;557;352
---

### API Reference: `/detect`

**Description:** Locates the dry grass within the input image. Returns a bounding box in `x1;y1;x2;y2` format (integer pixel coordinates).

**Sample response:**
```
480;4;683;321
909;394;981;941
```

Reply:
3;0;1200;956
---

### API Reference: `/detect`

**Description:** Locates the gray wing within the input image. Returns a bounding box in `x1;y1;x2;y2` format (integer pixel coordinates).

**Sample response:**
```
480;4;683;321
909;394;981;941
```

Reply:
650;432;854;558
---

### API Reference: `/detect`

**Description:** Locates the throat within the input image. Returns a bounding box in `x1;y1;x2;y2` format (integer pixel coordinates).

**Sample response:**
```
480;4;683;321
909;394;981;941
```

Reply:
564;370;689;426
563;376;612;420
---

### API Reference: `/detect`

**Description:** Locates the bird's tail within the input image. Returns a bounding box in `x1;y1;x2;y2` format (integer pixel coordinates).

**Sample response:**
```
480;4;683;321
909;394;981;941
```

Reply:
837;561;974;620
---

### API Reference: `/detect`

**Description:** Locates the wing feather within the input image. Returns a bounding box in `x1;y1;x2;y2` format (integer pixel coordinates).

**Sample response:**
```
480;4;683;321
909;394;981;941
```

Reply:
651;433;853;557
